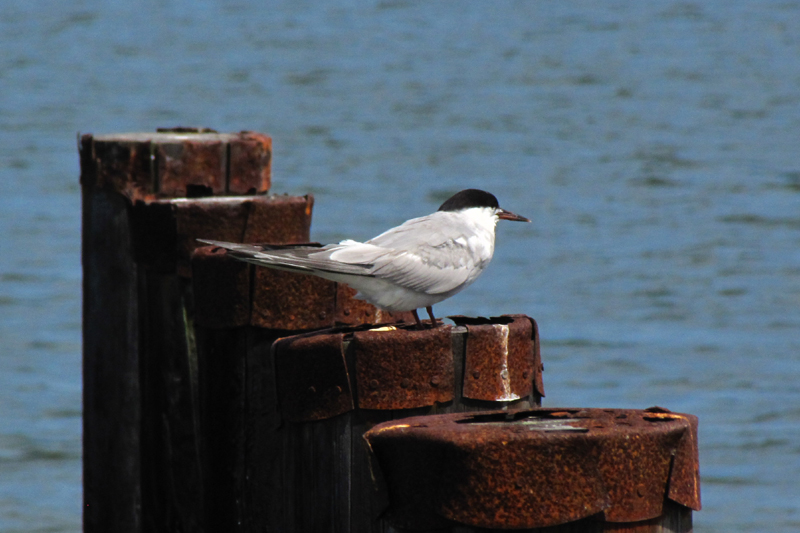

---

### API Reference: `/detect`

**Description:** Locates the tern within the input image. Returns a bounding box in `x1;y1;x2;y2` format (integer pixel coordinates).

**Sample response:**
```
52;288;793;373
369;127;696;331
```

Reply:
199;189;530;328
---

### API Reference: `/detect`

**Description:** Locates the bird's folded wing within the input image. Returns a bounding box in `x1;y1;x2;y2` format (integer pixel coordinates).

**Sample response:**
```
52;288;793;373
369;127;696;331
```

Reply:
360;215;486;294
367;244;476;295
199;233;482;295
327;235;478;295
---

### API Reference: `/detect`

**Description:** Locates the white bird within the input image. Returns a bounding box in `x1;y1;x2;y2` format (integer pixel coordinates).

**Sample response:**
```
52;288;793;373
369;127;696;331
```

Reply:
199;189;530;328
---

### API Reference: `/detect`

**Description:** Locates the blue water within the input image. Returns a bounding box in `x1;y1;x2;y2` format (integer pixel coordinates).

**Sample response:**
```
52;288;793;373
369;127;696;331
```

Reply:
2;1;799;531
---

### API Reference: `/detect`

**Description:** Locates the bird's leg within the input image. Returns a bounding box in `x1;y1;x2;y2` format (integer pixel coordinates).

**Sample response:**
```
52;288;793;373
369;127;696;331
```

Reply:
426;306;438;327
412;309;424;329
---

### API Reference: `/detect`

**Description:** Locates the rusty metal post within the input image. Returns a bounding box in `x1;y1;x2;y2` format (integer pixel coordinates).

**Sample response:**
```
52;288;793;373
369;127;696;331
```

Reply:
237;314;544;532
189;244;543;531
365;408;700;532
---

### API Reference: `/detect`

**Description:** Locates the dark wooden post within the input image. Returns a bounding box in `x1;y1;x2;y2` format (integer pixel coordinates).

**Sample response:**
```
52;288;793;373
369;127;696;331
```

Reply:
80;129;297;532
81;153;142;531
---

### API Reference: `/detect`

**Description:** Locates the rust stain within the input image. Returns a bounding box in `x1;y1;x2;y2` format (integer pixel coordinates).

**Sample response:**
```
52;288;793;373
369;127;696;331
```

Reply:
126;195;312;277
91;136;153;200
174;198;251;277
354;326;455;410
81;130;284;278
228;131;272;194
240;194;313;244
459;316;534;402
451;315;543;402
156;139;226;196
251;267;338;330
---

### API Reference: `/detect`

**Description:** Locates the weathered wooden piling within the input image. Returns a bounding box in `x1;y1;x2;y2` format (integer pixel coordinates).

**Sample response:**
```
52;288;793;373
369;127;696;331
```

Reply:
81;129;341;531
80;129;287;532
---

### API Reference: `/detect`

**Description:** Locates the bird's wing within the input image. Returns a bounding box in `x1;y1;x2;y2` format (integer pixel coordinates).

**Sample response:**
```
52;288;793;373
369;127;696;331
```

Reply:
197;240;375;277
200;211;490;295
368;245;477;295
361;213;488;295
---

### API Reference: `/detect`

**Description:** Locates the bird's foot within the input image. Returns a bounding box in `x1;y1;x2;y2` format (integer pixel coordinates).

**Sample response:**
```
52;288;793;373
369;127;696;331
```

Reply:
411;309;425;329
425;306;439;328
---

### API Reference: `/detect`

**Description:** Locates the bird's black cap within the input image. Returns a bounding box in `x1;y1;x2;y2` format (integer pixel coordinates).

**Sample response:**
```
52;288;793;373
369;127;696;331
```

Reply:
437;189;499;212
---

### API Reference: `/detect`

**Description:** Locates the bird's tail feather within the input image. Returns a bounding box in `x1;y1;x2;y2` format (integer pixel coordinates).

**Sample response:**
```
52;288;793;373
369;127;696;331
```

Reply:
197;239;374;277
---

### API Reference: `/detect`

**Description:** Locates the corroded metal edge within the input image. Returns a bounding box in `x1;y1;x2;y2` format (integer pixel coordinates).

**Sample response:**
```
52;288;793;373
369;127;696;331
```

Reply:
262;316;541;420
80;130;272;200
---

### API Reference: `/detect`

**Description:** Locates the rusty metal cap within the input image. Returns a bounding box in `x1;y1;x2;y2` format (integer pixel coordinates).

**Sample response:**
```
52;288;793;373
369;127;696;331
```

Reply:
449;315;536;402
364;407;700;529
80;130;272;200
272;333;355;422
130;194;314;276
354;326;455;410
450;315;545;400
254;315;543;421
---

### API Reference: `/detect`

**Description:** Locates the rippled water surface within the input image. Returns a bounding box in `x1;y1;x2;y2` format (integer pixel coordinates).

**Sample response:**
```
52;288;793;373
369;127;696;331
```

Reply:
2;1;799;531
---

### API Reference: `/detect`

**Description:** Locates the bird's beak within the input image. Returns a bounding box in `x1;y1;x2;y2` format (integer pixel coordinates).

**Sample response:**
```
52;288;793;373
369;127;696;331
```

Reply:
497;208;531;223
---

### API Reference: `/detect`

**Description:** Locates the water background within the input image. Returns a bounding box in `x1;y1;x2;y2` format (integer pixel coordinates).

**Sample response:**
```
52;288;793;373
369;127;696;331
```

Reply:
2;1;799;531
